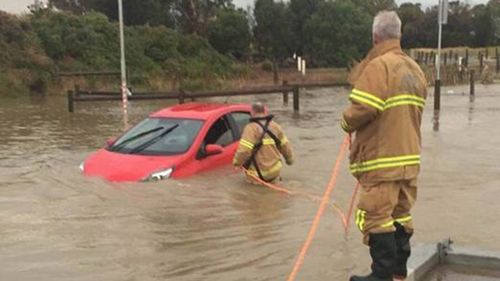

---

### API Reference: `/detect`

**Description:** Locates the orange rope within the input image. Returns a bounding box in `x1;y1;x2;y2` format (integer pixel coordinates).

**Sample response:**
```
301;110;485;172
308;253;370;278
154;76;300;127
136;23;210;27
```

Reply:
240;167;346;221
286;135;349;281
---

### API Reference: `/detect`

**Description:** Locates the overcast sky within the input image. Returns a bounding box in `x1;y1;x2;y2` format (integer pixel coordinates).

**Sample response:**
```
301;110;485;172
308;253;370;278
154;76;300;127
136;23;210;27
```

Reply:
0;0;488;14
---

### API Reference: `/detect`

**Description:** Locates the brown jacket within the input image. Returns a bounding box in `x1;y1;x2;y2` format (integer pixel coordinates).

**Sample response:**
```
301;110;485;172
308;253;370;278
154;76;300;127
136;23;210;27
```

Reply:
341;39;427;184
233;117;294;181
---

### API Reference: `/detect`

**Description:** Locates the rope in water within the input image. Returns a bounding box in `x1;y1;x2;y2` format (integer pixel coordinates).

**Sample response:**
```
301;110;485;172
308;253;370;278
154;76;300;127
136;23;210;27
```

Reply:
240;135;360;281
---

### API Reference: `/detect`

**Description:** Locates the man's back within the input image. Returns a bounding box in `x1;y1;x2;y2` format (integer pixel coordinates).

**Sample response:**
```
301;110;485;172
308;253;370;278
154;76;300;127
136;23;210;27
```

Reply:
342;39;427;183
233;118;293;182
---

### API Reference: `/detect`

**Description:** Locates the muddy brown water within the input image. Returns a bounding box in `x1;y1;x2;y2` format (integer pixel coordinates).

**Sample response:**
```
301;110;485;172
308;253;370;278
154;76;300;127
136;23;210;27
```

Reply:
423;265;500;281
1;85;499;281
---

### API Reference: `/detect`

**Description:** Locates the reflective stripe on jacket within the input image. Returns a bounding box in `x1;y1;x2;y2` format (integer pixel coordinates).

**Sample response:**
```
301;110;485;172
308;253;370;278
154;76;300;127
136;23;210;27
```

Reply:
233;119;294;181
341;39;427;183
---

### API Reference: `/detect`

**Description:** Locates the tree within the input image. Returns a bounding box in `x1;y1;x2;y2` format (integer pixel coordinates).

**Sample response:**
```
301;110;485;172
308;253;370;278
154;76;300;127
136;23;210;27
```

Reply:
288;0;324;55
207;8;251;59
441;1;473;47
488;0;500;44
303;0;371;67
472;4;495;46
49;0;237;30
398;3;425;48
253;0;294;60
352;0;397;15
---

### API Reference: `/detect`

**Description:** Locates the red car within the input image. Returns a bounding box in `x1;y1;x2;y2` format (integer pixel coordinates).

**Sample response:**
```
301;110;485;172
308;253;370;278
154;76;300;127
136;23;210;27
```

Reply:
81;103;252;182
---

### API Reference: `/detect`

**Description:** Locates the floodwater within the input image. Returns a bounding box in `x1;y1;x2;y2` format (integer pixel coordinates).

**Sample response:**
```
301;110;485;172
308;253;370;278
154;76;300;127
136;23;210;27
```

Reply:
1;84;499;281
423;265;500;281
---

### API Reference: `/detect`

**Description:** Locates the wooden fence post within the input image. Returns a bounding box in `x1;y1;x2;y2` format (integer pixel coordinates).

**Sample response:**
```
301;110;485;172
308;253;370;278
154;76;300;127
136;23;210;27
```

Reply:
282;80;289;104
74;84;81;97
293;86;300;112
465;48;469;67
480;53;484;71
67;90;74;113
470;70;475;102
496;48;500;74
179;89;185;104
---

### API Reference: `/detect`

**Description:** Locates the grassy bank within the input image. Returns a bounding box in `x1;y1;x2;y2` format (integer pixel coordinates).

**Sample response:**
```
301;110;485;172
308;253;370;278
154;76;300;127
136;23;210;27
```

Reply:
0;10;249;95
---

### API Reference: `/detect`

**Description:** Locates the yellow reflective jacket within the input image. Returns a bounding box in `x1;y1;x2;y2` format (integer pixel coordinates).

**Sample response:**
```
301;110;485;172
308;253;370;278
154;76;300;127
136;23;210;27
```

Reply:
341;39;428;183
233;117;294;182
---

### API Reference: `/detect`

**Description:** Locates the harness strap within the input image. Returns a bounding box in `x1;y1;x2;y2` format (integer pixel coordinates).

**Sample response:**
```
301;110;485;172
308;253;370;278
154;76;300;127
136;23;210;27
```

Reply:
242;115;281;181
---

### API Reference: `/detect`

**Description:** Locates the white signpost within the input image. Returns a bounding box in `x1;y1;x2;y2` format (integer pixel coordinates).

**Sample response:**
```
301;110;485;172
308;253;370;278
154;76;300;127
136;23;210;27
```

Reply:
118;0;129;126
433;0;448;131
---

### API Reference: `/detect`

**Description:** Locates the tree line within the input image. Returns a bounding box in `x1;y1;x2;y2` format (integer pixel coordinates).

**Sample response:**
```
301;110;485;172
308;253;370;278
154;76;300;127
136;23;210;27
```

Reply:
46;0;500;68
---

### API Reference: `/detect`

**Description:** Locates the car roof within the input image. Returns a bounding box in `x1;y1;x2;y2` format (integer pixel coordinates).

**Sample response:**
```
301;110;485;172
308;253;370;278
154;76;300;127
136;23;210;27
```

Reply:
149;102;252;120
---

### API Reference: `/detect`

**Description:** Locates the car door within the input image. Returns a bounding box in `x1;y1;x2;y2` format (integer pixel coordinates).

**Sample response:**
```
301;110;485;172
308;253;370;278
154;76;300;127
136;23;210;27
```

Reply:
194;114;239;172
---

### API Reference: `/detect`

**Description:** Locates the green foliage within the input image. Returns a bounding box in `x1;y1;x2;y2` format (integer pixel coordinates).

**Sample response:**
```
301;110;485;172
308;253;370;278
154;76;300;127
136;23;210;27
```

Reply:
0;11;53;93
288;0;323;55
398;3;425;48
48;0;176;27
352;0;397;15
208;8;251;59
303;0;371;67
261;59;273;71
488;0;500;45
0;10;245;94
253;0;294;60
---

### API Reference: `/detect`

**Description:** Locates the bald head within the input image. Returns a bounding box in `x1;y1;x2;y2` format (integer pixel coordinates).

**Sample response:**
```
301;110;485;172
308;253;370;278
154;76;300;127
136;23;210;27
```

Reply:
251;102;266;116
372;10;401;45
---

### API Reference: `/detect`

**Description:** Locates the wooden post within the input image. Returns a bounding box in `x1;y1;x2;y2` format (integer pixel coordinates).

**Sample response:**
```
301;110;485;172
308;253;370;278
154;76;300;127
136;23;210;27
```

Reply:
465;48;469;67
480;53;484;71
431;52;435;65
449;50;452;61
282;80;289;104
293;86;299;112
179;89;185;104
434;79;441;111
455;53;458;63
272;60;279;85
444;53;448;66
470;70;475;102
485;48;489;59
67;90;74;113
496;48;499;74
74;84;81;97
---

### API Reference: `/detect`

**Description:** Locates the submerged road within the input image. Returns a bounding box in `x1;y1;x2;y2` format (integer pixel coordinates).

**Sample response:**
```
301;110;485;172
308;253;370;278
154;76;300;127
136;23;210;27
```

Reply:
0;85;499;280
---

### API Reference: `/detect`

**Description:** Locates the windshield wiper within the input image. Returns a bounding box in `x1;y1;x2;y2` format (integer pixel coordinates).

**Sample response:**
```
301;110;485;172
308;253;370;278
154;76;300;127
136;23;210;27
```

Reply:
110;126;165;152
129;124;180;154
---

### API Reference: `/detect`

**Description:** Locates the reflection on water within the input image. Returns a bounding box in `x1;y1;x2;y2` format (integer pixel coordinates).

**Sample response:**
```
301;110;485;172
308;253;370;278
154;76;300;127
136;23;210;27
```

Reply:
1;86;500;280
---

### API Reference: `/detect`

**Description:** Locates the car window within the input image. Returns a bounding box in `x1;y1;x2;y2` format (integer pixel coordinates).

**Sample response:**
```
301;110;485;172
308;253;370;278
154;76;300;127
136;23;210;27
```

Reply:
203;116;234;147
109;118;203;155
230;112;251;137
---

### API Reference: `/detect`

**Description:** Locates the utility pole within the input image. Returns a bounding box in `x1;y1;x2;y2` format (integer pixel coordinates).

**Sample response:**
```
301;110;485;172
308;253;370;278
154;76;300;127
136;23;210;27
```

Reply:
118;0;129;125
434;0;448;131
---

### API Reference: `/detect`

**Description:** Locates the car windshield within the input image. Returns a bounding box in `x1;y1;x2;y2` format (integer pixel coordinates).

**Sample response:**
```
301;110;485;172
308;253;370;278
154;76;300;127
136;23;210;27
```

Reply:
109;118;203;155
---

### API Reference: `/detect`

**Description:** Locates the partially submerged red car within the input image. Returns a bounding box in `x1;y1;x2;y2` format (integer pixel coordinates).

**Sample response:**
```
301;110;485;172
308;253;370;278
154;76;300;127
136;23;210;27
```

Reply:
81;103;252;182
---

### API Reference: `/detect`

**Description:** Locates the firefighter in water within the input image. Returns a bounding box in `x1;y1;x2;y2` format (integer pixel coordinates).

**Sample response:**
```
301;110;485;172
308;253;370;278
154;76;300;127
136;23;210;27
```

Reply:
233;102;294;183
341;11;427;281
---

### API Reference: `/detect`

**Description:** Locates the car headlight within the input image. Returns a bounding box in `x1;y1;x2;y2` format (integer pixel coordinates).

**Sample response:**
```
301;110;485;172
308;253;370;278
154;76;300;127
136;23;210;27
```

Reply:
142;167;173;182
79;162;85;172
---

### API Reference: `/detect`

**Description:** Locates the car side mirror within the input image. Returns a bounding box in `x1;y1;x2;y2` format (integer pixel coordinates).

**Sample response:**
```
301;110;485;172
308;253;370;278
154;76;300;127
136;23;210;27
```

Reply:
205;144;224;156
106;138;116;148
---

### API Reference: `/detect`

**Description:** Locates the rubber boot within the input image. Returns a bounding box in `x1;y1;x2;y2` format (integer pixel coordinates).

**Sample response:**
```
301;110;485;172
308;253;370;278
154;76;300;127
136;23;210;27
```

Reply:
350;232;396;281
393;222;412;280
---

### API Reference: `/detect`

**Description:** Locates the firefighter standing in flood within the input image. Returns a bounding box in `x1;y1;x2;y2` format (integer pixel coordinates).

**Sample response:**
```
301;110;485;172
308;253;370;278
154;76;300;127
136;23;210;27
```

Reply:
233;102;294;183
341;11;427;281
